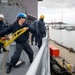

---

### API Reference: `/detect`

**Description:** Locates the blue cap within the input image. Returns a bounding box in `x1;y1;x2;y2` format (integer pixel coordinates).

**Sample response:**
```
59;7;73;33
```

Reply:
17;13;27;19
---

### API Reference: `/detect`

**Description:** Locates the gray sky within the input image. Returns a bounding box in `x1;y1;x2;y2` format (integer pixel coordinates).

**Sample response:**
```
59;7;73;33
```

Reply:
38;0;75;24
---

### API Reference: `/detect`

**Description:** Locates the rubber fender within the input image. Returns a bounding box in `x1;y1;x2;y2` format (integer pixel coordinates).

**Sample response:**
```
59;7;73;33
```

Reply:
52;64;61;74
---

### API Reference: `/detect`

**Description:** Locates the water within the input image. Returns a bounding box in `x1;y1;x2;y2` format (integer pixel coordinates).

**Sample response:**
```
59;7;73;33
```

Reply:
49;26;75;50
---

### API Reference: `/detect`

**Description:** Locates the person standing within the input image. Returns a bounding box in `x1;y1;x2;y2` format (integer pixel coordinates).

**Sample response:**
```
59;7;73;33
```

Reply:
31;20;38;45
0;13;34;73
0;14;8;53
36;15;46;49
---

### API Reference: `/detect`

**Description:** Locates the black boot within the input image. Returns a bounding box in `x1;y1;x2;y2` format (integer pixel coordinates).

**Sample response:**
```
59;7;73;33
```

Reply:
0;51;2;53
6;65;12;73
3;48;7;52
30;59;33;63
0;50;2;53
31;42;33;45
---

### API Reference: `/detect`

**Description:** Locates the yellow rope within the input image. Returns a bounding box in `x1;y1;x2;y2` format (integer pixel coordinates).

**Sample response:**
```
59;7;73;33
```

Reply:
2;51;9;75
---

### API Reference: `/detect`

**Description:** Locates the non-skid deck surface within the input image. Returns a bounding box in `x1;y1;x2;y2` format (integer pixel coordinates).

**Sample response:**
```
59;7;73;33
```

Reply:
0;44;38;75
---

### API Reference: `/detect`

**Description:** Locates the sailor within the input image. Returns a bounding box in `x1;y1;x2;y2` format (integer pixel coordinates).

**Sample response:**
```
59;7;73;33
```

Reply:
0;14;8;53
36;15;46;48
31;20;38;45
0;13;34;73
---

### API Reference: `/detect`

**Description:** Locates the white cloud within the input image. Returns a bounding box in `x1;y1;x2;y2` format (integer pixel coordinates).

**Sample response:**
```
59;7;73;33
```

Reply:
38;0;75;8
38;0;75;24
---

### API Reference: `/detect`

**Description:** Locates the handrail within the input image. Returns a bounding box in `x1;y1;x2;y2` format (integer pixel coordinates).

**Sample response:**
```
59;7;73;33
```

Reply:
26;34;50;75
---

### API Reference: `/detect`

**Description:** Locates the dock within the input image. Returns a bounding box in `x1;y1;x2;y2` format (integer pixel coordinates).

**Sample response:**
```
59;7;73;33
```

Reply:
49;40;75;64
49;40;75;75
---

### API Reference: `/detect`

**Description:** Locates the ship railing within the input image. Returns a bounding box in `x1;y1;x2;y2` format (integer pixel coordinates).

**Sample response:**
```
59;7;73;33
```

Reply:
26;34;50;75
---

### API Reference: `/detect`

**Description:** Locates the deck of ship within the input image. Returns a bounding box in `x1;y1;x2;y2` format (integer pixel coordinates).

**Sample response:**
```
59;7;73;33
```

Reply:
0;43;38;75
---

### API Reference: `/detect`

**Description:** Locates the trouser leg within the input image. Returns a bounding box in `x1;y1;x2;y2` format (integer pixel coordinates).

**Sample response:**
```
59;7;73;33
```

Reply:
32;33;38;45
0;43;2;53
22;41;34;63
9;43;23;66
38;34;42;49
31;34;34;45
35;34;38;45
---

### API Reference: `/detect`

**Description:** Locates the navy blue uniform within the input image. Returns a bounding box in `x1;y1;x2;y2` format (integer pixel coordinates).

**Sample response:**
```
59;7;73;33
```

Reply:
31;20;38;45
36;19;46;48
0;21;8;53
0;21;34;66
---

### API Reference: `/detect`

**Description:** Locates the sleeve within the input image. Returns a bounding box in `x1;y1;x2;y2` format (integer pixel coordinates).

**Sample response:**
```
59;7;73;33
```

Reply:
23;22;36;33
44;22;46;34
0;25;13;37
28;24;35;33
42;22;46;37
